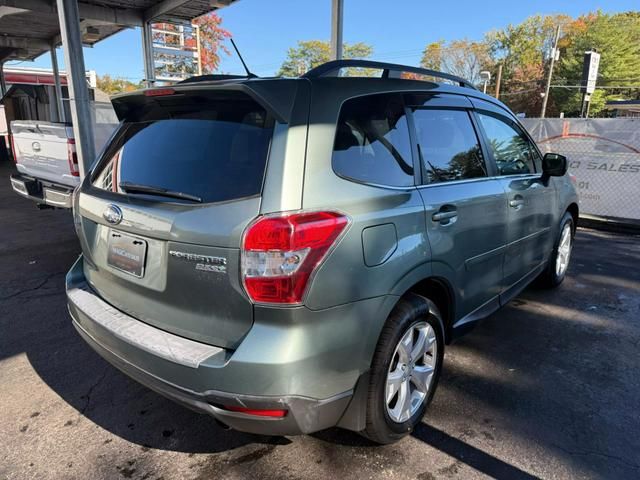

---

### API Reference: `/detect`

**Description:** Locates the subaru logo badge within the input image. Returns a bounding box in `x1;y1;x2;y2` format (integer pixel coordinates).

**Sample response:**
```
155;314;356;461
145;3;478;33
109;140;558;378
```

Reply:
103;204;123;225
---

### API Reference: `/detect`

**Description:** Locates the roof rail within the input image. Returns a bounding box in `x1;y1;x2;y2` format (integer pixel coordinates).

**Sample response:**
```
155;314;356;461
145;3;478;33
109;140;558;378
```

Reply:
302;59;476;89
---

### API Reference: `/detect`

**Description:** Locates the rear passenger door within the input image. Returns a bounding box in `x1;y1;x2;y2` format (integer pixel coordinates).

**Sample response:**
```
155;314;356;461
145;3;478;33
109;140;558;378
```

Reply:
408;94;509;322
471;100;555;295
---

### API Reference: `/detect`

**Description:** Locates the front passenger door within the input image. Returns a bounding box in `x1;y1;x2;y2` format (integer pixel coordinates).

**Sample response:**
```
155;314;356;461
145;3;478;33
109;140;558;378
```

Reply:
474;109;555;295
410;96;508;322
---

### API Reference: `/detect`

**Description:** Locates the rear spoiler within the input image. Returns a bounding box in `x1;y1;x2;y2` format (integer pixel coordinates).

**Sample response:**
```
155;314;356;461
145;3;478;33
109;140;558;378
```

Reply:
111;80;304;124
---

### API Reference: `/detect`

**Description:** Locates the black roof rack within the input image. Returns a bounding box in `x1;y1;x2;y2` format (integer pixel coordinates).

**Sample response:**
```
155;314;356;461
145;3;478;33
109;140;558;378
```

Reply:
302;59;476;90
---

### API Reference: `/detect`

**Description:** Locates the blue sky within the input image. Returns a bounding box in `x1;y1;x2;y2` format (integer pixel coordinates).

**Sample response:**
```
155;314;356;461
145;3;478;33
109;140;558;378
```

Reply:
7;0;638;80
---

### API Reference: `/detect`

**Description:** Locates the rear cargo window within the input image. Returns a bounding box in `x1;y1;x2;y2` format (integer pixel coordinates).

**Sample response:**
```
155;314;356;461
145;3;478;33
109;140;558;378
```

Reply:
92;92;274;203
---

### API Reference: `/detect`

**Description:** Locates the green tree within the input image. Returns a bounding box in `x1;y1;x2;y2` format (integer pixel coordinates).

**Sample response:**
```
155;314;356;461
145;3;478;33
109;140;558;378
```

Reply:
277;40;373;77
554;11;640;116
421;41;444;71
420;39;493;86
485;14;571;116
96;74;144;95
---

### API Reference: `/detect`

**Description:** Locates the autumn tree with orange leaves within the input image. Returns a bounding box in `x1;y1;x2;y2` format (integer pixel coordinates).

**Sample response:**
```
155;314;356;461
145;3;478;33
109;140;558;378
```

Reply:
191;12;232;74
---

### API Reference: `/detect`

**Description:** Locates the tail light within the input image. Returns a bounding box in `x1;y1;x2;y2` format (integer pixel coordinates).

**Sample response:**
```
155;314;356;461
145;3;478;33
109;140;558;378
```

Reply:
241;211;349;305
67;138;79;177
144;88;175;97
9;134;17;163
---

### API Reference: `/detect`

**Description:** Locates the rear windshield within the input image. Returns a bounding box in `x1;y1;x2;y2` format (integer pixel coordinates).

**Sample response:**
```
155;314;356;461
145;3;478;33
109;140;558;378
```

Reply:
92;91;274;204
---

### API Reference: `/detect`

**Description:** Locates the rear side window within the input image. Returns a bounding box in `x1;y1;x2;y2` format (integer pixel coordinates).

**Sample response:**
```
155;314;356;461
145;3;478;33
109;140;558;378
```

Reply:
92;91;274;203
476;112;536;175
332;94;414;187
412;109;487;184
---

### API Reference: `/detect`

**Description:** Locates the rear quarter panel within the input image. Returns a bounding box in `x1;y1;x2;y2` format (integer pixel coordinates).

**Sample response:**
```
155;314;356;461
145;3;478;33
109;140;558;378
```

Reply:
298;80;431;312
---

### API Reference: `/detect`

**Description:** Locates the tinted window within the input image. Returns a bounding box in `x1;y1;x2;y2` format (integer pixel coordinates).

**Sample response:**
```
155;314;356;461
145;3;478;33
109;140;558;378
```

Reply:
332;94;414;187
476;113;536;175
412;109;487;183
92;92;273;203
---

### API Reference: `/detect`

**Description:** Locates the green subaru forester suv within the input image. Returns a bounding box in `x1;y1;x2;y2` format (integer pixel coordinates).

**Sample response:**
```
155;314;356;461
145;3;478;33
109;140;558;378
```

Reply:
67;60;578;444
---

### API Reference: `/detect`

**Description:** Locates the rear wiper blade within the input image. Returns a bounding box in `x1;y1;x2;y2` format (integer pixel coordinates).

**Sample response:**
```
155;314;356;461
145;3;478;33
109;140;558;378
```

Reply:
119;182;202;203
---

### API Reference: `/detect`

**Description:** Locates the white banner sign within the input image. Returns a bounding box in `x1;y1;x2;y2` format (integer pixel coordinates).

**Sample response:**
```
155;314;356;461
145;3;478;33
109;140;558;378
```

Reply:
522;118;640;221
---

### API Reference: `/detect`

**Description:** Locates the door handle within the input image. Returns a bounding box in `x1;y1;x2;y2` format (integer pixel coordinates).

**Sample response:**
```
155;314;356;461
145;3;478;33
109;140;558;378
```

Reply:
509;196;525;209
432;207;458;224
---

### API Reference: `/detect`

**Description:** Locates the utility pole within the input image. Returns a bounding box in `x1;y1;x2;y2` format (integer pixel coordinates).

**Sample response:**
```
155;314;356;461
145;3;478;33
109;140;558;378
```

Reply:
540;24;561;119
494;64;502;99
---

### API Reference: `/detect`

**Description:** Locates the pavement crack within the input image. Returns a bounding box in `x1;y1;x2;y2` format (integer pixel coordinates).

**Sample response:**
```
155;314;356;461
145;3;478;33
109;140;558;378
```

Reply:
80;367;110;416
0;272;65;300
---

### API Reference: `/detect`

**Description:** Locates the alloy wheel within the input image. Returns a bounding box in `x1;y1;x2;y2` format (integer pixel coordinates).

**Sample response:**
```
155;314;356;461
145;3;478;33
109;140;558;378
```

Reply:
555;223;572;277
385;321;437;423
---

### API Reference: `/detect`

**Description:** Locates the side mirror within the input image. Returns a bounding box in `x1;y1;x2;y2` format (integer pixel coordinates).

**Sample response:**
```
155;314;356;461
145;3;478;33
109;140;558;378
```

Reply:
542;153;567;178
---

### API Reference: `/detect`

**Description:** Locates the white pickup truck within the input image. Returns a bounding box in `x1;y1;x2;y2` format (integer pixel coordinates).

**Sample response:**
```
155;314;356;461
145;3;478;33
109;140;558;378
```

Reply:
10;121;81;208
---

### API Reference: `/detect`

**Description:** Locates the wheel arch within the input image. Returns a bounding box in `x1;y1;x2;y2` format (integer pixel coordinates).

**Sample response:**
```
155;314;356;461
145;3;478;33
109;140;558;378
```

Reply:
338;275;456;433
566;203;579;231
404;276;456;344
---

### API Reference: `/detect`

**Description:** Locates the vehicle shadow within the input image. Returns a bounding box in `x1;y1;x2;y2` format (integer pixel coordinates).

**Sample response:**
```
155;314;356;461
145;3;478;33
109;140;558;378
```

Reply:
7;288;289;454
0;192;284;454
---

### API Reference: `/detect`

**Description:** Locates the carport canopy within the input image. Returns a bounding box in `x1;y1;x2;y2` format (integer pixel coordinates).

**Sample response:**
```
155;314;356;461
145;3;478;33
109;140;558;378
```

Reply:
0;0;238;62
0;0;238;177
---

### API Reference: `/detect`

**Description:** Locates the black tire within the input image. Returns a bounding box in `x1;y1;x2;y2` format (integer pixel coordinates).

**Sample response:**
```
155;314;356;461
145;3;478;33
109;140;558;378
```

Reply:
362;293;445;444
539;211;575;288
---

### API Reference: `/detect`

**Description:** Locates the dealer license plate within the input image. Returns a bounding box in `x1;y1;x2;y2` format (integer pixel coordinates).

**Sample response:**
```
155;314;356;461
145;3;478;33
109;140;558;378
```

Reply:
107;230;147;278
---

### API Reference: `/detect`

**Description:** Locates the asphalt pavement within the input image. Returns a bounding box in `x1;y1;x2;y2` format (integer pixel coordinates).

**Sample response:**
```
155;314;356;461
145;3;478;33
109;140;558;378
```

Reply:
1;160;639;480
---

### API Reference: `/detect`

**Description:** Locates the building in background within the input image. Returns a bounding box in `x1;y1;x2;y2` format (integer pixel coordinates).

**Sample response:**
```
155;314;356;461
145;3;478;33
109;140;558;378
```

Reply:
151;22;201;83
605;100;640;118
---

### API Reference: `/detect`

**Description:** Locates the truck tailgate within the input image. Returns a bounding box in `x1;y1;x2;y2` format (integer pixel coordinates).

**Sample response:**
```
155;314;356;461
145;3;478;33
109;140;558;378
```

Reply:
11;121;78;187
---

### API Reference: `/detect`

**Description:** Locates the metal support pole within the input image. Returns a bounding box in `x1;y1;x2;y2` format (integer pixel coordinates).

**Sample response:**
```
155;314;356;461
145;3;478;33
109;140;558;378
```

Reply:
50;43;65;123
0;61;6;97
195;25;202;76
56;0;95;178
141;22;155;87
330;0;344;61
541;24;561;119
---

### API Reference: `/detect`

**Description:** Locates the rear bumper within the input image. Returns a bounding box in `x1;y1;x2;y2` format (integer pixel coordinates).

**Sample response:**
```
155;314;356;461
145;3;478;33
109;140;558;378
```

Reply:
10;173;74;208
72;316;351;435
66;256;392;435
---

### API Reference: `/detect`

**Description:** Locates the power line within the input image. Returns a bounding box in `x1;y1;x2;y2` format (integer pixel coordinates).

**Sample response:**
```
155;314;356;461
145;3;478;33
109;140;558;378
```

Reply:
550;85;640;90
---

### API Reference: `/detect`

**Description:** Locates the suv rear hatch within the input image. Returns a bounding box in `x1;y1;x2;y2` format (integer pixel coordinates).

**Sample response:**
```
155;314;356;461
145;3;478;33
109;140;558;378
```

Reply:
76;88;276;349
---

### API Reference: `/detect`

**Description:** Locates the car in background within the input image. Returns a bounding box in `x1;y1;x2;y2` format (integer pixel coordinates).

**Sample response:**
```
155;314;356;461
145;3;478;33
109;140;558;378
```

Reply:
66;60;578;444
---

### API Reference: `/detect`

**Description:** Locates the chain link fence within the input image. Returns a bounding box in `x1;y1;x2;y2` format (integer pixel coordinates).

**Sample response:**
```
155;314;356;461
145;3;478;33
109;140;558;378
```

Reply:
522;118;640;223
